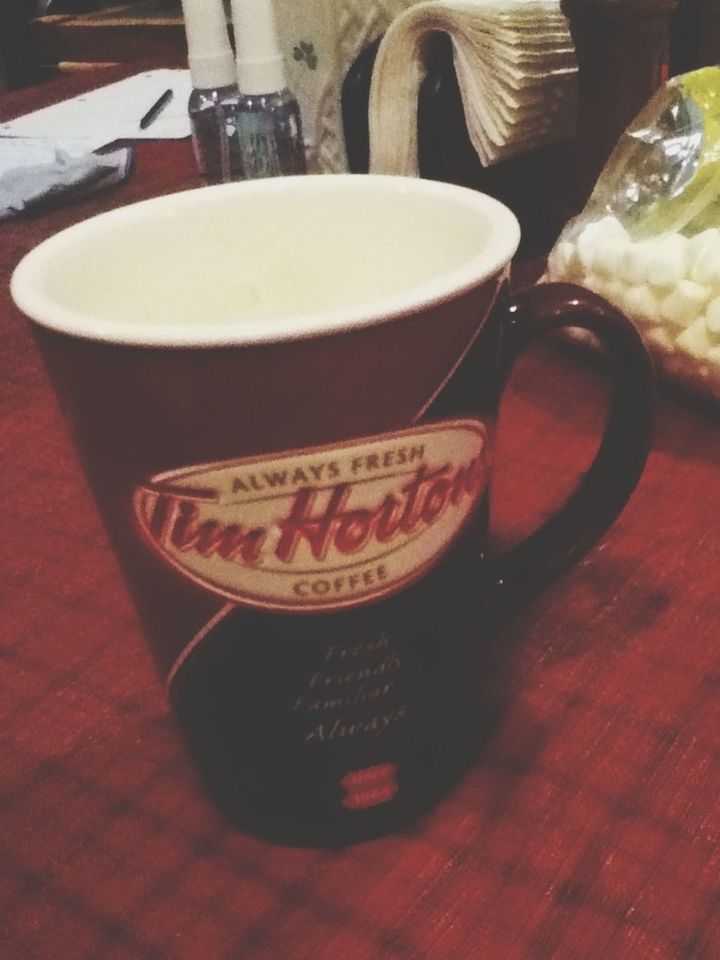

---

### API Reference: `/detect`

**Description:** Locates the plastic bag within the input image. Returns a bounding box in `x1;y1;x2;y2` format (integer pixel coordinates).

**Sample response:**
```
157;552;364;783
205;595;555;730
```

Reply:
546;66;720;402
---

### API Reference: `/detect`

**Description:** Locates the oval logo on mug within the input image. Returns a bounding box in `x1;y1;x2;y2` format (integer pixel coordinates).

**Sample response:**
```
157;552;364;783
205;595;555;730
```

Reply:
133;419;489;612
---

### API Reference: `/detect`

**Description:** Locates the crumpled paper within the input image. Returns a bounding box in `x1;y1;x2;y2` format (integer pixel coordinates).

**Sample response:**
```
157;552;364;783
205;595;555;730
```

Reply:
0;146;133;221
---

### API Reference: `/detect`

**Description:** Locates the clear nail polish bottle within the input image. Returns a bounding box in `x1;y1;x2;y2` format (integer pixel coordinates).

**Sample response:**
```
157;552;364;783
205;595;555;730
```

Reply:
181;0;243;183
230;0;307;179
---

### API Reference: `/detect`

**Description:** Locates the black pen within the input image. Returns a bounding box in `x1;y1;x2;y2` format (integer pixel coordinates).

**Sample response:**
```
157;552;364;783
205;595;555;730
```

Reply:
139;89;174;130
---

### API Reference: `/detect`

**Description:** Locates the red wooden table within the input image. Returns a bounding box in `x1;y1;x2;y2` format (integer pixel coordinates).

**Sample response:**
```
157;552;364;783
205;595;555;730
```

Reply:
1;67;718;960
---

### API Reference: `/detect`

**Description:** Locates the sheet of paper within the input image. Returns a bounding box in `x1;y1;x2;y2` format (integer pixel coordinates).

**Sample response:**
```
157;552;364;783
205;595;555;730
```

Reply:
0;69;193;144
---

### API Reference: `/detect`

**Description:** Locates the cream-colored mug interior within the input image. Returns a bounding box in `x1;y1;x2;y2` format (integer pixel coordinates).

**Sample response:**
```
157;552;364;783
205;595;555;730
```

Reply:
11;175;520;347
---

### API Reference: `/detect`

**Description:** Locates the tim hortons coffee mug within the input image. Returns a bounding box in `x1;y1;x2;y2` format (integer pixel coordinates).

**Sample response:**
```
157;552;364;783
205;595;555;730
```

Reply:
12;174;654;845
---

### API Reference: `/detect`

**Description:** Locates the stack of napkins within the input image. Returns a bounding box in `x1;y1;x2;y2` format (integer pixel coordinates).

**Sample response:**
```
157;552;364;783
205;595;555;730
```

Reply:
369;0;577;174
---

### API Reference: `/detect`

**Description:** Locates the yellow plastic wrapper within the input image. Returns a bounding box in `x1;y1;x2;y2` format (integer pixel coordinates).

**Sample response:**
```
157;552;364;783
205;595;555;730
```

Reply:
546;66;720;403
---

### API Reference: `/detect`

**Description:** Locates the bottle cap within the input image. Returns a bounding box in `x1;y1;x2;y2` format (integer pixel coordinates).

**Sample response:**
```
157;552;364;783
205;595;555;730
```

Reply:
181;0;237;90
231;0;287;94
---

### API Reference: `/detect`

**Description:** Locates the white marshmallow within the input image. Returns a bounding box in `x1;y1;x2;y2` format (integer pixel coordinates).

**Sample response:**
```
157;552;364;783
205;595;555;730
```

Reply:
646;327;676;352
664;232;689;257
589;215;628;240
591;235;631;278
688;230;720;286
576;216;628;274
582;274;606;296
659;280;711;329
645;233;688;289
707;345;720;365
602;277;627;306
676;318;714;359
620;241;653;284
577;230;597;274
678;278;712;308
622;284;661;325
704;297;720;334
550;240;582;281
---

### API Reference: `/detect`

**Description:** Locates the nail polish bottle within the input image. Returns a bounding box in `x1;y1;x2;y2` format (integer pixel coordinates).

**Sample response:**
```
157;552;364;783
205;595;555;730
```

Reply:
230;0;307;179
181;0;242;183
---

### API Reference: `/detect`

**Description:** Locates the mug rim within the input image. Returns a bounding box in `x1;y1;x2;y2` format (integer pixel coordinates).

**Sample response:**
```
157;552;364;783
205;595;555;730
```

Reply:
11;174;521;348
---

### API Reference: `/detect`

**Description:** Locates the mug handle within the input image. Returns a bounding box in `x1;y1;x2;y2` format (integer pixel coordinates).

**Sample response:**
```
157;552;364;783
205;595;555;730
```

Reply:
486;281;655;614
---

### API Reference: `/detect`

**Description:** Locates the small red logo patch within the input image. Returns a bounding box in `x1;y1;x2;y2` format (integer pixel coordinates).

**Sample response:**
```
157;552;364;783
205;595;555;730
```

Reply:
340;762;399;810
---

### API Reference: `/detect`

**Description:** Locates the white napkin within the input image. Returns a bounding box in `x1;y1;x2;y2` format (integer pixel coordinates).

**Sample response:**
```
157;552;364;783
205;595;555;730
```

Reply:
369;0;577;174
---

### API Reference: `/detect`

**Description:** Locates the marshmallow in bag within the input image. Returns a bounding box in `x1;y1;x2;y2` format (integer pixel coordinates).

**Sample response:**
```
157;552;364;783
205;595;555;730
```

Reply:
547;66;720;402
